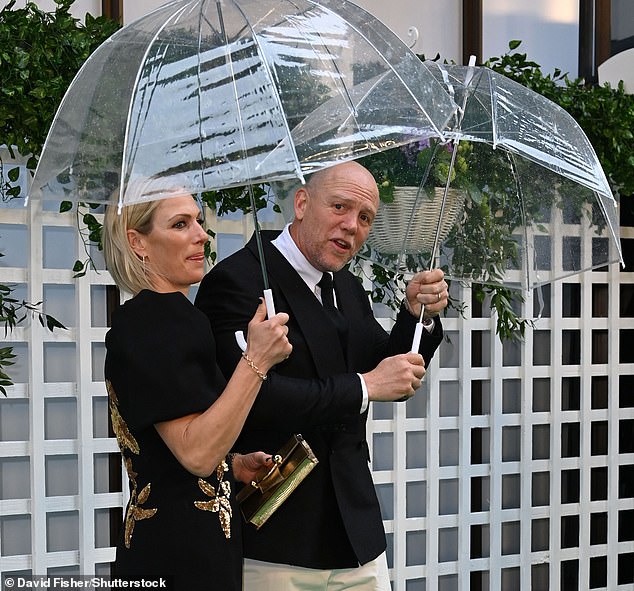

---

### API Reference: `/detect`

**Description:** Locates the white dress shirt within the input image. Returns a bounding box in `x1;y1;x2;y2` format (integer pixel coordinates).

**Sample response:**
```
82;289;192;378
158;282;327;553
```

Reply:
272;225;370;413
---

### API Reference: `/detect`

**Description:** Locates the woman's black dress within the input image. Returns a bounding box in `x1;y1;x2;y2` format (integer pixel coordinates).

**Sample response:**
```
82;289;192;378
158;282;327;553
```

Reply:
105;290;242;590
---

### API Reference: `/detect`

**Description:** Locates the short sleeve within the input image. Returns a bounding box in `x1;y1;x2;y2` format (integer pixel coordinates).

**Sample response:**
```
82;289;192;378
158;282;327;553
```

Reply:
105;291;224;432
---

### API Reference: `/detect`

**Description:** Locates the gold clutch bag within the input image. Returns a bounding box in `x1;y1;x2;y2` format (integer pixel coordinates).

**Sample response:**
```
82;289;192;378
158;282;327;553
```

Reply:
236;434;318;529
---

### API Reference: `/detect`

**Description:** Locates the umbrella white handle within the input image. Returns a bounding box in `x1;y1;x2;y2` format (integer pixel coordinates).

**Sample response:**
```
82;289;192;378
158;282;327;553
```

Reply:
235;330;247;352
234;288;277;352
410;322;424;354
263;288;276;317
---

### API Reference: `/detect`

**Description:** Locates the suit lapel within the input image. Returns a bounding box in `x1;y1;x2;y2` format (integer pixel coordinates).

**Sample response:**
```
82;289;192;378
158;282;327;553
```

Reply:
246;232;348;375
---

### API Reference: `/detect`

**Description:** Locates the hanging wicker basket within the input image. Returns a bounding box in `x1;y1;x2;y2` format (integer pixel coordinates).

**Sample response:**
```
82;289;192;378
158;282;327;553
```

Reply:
367;186;465;255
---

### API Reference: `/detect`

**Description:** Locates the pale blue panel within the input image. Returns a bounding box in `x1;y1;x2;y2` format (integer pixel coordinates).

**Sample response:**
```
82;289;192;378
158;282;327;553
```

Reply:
0;397;29;440
92;342;105;382
375;482;394;521
45;455;78;496
92;396;109;439
439;429;459;467
43;342;76;383
438;331;459;368
438;527;458;562
439;478;459;515
43;284;76;328
439;381;459;417
0;457;30;499
44;398;77;440
406;530;426;566
0;514;31;555
406;481;426;518
0;224;27;267
94;508;113;548
372;432;393;471
90;285;109;327
406;431;426;469
42;226;76;269
46;511;79;552
3;342;28;384
216;232;246;262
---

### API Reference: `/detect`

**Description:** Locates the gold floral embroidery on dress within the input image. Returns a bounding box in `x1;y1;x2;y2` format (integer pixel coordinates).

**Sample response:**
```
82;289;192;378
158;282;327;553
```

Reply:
123;458;158;548
194;459;232;539
106;380;139;455
106;380;157;548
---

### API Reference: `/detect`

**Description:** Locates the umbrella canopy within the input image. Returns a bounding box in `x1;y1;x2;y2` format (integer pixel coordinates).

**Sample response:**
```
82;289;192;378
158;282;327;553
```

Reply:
359;61;623;293
28;0;456;207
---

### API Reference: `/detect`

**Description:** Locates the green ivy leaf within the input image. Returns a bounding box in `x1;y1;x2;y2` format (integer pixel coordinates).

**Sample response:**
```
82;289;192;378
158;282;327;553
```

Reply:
7;166;20;182
82;212;98;226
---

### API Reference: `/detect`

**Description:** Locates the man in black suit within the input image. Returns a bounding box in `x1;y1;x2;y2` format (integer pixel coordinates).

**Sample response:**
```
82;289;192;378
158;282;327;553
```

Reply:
195;161;447;590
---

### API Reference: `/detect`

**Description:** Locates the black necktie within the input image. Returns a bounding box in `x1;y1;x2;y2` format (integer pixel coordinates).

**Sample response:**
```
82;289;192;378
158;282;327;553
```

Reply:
318;273;348;352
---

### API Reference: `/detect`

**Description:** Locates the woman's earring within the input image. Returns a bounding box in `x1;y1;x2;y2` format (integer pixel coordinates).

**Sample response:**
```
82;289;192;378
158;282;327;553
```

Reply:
142;256;147;276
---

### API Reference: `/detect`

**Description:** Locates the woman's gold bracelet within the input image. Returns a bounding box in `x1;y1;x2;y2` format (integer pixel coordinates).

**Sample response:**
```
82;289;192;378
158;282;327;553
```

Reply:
241;352;267;381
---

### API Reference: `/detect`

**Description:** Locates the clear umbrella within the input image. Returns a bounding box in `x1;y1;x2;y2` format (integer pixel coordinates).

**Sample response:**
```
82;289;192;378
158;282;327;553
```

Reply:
358;59;624;349
28;0;456;320
28;0;455;207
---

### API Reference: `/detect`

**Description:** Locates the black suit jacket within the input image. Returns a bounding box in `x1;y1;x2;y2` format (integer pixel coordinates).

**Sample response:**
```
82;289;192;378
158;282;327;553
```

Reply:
195;231;443;569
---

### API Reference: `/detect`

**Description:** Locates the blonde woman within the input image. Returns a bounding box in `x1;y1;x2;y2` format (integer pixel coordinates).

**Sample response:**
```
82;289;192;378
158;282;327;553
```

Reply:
102;187;292;590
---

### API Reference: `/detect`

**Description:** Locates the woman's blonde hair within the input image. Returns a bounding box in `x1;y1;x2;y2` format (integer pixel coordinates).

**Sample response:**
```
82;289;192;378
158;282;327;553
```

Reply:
103;176;200;294
102;199;162;295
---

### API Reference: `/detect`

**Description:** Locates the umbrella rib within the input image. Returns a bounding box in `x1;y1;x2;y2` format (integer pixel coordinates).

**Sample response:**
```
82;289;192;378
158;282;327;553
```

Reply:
215;0;274;289
27;34;107;205
306;0;451;138
253;0;371;160
488;68;499;148
290;1;362;120
508;151;532;290
411;61;478;345
286;3;420;148
401;140;461;346
226;0;305;181
118;4;191;210
195;1;208;191
263;0;366;135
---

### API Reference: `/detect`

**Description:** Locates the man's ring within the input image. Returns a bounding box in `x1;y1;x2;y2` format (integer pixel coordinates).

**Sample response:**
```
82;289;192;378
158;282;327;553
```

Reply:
437;291;442;302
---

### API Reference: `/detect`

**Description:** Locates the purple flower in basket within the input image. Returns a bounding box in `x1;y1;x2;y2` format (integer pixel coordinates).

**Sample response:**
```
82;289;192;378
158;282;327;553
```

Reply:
401;139;431;167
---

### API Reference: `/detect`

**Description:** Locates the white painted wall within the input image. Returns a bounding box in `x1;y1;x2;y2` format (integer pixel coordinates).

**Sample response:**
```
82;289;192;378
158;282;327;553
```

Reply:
121;0;163;23
122;0;464;62
0;0;99;16
355;0;463;62
362;0;580;74
1;0;581;75
0;0;462;64
124;0;581;78
482;0;579;76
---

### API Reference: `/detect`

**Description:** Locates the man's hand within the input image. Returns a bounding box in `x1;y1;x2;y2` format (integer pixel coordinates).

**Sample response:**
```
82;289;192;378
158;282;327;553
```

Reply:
231;451;273;484
362;353;425;402
405;269;448;319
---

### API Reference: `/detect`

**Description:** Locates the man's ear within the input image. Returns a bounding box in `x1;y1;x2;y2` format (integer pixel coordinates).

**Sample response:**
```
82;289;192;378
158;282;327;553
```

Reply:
127;229;146;259
294;187;308;221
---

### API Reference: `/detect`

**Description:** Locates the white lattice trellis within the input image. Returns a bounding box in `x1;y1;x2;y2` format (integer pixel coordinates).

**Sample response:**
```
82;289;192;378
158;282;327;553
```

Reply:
1;158;633;589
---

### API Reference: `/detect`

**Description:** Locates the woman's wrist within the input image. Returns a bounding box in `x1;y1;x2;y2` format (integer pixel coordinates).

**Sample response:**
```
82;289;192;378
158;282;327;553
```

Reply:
241;352;267;381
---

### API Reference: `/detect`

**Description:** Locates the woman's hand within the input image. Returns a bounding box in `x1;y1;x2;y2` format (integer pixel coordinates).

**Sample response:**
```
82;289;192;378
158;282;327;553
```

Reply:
232;451;273;484
155;303;291;478
244;299;293;373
